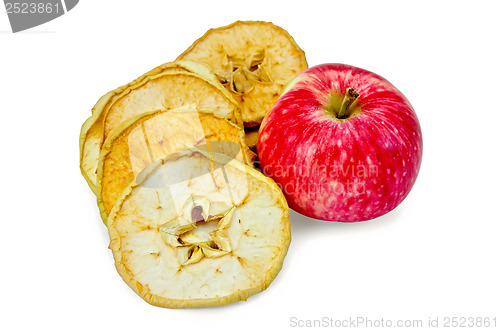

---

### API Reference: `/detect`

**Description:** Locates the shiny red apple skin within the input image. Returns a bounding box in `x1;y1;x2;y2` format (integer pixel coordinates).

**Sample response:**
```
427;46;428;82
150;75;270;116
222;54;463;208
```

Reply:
257;63;423;222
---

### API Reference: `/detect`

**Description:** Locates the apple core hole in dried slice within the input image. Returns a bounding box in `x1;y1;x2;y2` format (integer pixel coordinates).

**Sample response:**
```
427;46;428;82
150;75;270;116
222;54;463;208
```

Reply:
181;219;219;244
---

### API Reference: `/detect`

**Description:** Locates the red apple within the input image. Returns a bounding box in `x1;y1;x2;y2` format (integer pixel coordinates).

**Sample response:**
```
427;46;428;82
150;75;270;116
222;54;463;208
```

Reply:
257;63;422;222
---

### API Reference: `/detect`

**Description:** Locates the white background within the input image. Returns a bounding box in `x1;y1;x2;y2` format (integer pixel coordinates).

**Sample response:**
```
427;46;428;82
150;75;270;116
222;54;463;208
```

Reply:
1;1;499;330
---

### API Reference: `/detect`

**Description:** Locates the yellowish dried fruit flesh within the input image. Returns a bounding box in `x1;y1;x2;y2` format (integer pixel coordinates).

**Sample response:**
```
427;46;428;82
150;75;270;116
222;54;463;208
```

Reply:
245;129;260;151
107;151;290;308
79;61;243;194
97;109;255;223
177;20;308;126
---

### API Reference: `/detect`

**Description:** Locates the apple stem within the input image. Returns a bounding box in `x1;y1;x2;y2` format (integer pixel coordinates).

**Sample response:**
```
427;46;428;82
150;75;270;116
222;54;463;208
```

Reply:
337;88;359;119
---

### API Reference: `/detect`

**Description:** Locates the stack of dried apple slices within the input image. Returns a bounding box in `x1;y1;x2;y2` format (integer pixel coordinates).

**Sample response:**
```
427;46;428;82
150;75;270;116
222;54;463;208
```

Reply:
79;20;307;308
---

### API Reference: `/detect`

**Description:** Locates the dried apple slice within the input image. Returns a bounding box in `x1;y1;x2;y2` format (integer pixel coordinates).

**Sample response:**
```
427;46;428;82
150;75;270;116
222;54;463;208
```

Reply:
177;20;308;126
107;150;290;308
79;60;242;194
97;109;255;223
244;127;260;151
